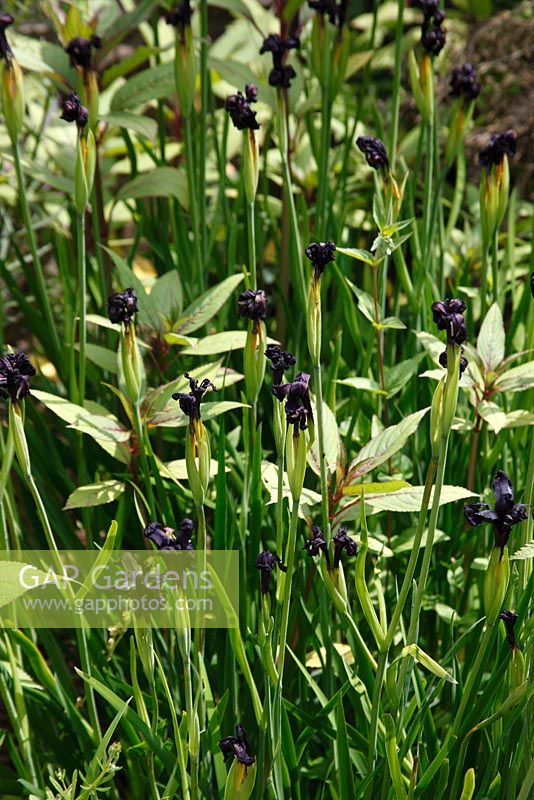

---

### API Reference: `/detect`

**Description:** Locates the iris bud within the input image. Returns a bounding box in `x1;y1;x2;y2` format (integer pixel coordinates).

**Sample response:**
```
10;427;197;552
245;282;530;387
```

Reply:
74;127;96;214
483;547;509;625
0;57;23;142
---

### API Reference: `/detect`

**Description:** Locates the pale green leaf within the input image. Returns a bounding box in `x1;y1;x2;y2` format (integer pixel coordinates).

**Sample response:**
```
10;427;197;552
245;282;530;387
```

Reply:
150;401;248;428
336;247;375;265
495;361;534;393
64;481;126;510
110;62;174;110
308;400;341;475
0;562;50;609
101;112;157;141
336;377;386;395
477;303;505;372
401;644;457;684
116;167;188;209
343;480;411;497
180;331;248;356
510;541;534;561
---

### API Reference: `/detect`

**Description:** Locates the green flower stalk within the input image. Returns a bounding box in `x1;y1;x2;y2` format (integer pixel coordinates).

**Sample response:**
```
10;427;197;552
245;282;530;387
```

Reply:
0;50;23;144
238;290;267;404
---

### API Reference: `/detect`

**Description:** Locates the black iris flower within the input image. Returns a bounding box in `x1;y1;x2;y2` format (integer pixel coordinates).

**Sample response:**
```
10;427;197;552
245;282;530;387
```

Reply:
172;373;215;421
412;0;446;56
0;352;36;403
144;518;194;550
60;92;89;129
225;84;259;131
449;63;480;102
305;241;336;278
259;34;300;88
308;0;348;28
0;12;14;60
303;525;330;567
356;136;390;173
107;287;138;327
439;348;468;375
431;298;468;346
255;550;287;594
479;130;517;168
273;371;313;435
333;526;357;568
65;35;101;71
265;345;296;386
237;289;267;321
164;0;193;30
464;470;528;553
219;724;255;767
499;610;519;651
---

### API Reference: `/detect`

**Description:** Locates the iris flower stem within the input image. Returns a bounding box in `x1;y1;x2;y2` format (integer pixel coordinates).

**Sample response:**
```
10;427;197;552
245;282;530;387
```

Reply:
491;229;499;308
423;118;434;273
133;403;156;519
365;649;388;798
12;142;61;369
77;211;87;406
372;265;389;427
445;147;466;244
247;200;257;289
184;114;204;293
313;362;330;542
275;447;285;559
277;93;307;310
199;0;208;270
481;240;489;319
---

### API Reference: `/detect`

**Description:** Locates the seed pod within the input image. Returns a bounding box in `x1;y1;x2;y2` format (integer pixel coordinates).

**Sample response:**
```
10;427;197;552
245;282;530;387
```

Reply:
119;323;146;405
430;374;446;456
8;401;31;477
243;129;259;204
244;321;266;403
483;547;510;625
285;426;307;502
0;57;23;142
442;344;461;434
186;418;211;508
510;647;525;690
74;128;96;214
188;707;200;761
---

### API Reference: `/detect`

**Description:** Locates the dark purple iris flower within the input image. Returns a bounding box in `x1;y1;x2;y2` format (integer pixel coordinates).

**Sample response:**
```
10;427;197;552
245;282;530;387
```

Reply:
60;92;89;129
107;287;138;327
273;371;313;435
260;34;299;88
255;550;287;594
219;723;255;767
431;298;468;346
225;84;259;131
0;352;35;403
303;525;330;567
464;470;528;553
356;136;390;173
172;373;215;421
265;345;296;386
479;130;517;169
237;289;267;321
305;241;336;279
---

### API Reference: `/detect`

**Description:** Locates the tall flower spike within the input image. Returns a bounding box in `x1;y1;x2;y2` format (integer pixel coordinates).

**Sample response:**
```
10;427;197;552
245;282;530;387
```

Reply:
449;63;480;102
305;241;336;279
0;352;35;403
356;135;390;173
303;525;330;567
255;550;287;594
237;289;267;321
259;34;300;88
479;130;517;168
464;470;528;553
225;84;259;131
172;373;215;421
412;0;446;56
219;724;255;767
265;345;296;386
107;287;138;327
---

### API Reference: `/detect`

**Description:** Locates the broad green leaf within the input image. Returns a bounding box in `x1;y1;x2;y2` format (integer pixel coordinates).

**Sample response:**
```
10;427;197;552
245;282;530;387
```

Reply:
0;562;50;609
495;361;534;393
308;400;341;475
503;410;534;428
209;55;276;107
336;377;386;395
64;481;126;510
144;362;243;414
116;167;189;209
150;271;184;323
343;480;411;496
363;485;475;513
101;112;157;141
110;62;174;110
346;281;376;323
150;401;248;428
401;644;457;684
415;330;444;364
67;413;130;443
478;401;507;434
160;459;228;481
180;331;248;356
86;313;121;332
336;246;375;265
83;344;118;374
347;408;429;481
378;316;407;331
384;354;424;397
174;274;244;334
477;303;505;372
102;46;160;88
100;0;160;41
